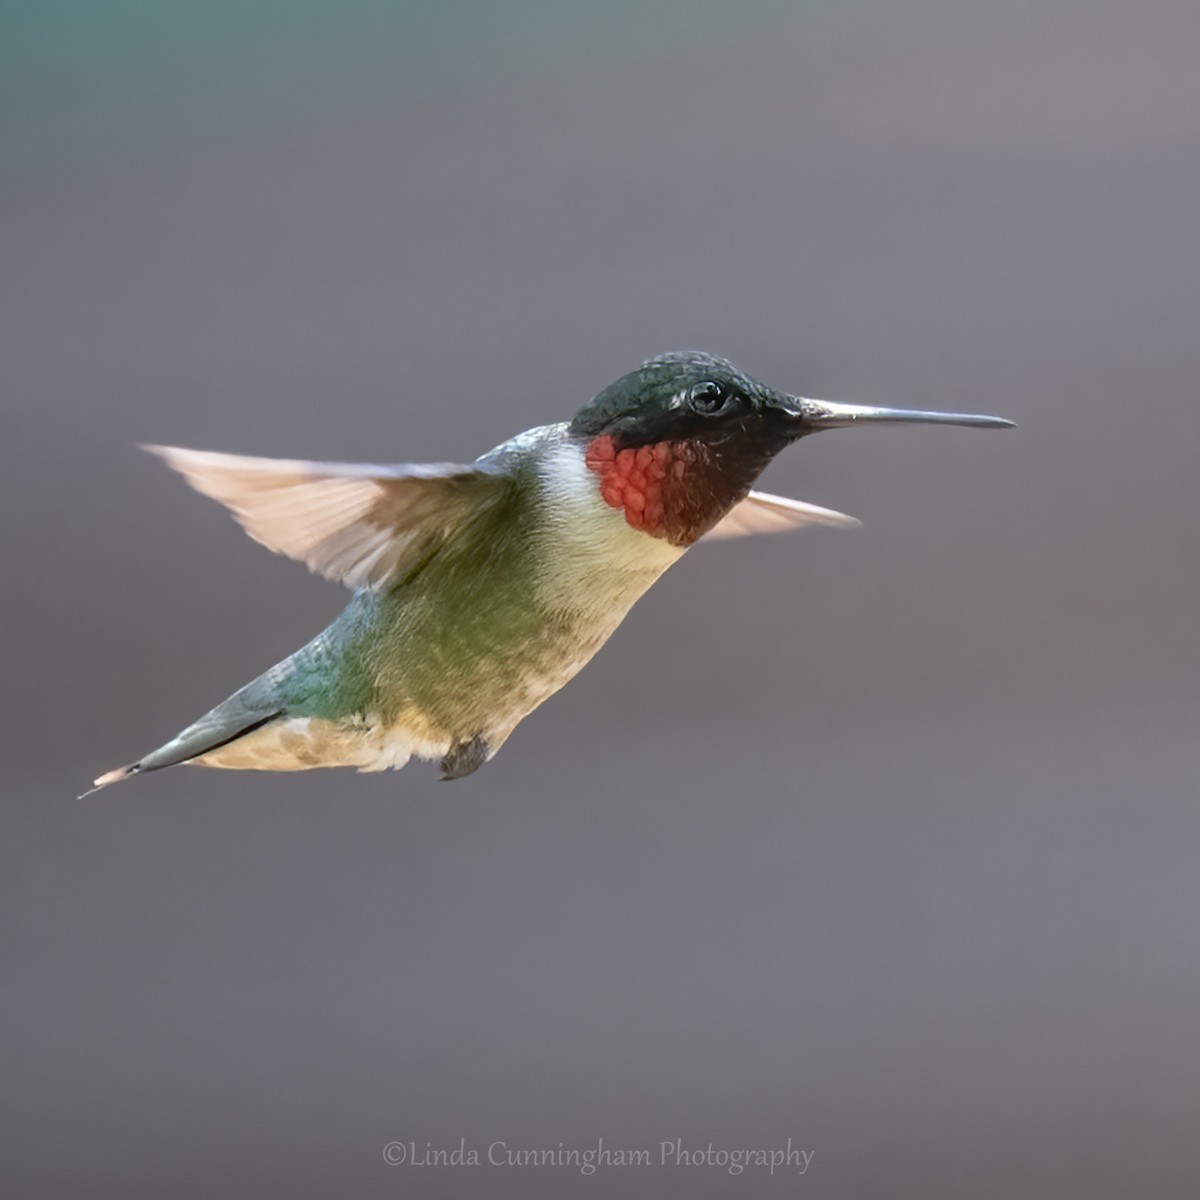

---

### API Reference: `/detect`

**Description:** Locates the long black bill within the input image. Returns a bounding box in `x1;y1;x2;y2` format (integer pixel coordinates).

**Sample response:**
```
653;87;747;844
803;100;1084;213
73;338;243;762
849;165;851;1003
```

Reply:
788;397;1015;431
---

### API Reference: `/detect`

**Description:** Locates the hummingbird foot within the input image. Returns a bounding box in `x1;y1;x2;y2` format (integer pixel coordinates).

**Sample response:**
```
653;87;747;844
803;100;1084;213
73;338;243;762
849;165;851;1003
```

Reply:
439;734;489;781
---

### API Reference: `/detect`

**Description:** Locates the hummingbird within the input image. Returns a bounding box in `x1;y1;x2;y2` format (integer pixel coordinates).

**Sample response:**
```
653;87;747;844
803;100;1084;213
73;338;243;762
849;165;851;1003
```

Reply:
85;352;1012;795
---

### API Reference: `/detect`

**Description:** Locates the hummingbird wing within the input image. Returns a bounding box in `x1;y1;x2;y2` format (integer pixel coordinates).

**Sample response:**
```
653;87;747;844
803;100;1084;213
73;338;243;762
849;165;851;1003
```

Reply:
143;445;507;589
704;490;860;540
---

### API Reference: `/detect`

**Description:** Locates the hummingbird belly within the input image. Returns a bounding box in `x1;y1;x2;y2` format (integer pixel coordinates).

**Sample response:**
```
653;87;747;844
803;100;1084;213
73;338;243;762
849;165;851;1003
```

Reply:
194;584;657;776
193;713;451;773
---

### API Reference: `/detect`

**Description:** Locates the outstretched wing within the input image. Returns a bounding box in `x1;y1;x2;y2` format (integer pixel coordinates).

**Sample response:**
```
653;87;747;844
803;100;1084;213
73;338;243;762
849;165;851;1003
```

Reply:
144;445;507;590
705;490;859;540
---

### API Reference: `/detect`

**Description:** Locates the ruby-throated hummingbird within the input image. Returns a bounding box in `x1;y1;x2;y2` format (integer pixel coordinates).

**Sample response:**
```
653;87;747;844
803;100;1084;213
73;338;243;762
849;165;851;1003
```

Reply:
85;352;1012;794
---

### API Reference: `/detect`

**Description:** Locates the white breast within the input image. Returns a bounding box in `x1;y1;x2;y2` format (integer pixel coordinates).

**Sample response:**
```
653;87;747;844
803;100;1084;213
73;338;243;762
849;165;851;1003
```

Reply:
532;428;685;616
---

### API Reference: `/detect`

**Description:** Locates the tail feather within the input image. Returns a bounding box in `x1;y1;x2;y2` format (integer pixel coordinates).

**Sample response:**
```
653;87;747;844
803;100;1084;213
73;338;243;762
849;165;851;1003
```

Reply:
78;763;141;798
81;710;282;798
82;618;354;798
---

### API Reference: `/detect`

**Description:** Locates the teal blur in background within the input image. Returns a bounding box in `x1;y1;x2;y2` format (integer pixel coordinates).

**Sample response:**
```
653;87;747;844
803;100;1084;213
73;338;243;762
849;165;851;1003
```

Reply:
6;2;1200;1196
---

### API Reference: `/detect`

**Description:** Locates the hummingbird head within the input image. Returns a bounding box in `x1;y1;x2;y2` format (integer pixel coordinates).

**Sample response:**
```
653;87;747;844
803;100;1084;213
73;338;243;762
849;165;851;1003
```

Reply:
569;351;1013;546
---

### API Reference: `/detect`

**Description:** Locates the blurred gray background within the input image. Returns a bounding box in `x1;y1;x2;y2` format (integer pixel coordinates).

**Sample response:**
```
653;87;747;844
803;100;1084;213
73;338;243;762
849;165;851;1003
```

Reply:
6;1;1200;1195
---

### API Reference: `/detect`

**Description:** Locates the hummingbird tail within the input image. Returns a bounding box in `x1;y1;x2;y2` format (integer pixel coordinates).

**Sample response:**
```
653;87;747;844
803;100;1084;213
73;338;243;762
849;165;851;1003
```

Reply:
80;710;283;798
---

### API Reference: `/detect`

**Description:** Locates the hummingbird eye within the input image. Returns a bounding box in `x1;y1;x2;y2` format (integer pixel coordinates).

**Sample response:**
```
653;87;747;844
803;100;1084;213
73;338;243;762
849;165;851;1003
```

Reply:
688;381;733;416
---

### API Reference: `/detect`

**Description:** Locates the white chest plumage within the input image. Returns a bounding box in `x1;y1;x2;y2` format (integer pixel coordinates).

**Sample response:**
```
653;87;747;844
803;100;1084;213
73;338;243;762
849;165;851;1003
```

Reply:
531;427;686;617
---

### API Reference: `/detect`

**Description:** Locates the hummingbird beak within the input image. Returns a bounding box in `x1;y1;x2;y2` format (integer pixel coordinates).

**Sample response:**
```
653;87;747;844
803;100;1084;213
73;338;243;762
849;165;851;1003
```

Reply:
777;395;1015;433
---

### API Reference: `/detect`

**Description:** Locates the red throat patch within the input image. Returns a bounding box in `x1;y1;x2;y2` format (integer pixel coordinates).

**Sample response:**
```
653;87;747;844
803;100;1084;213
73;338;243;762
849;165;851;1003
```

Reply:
584;434;702;544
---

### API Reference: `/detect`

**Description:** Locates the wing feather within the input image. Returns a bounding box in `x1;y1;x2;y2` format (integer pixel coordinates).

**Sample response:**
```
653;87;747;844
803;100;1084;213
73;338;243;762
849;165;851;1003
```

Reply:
144;445;505;589
705;490;859;540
